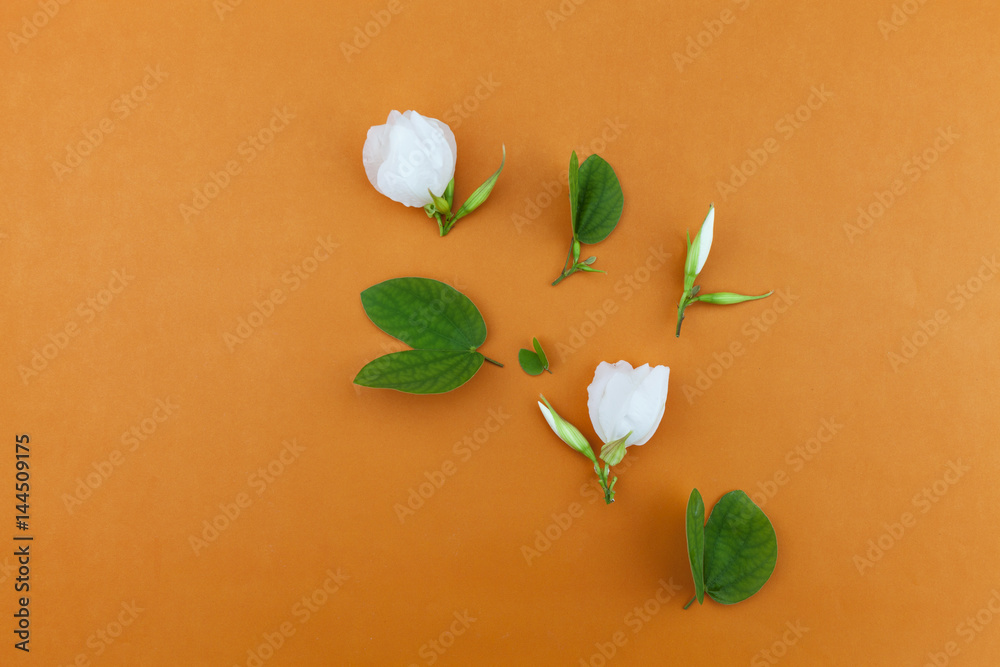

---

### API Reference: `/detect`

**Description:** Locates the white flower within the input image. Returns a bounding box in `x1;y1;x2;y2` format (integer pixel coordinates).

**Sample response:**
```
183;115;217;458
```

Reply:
693;204;714;275
363;110;457;208
587;361;670;448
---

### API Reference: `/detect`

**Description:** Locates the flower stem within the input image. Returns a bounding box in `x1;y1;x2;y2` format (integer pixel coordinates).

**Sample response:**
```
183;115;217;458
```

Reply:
594;462;615;504
683;596;696;610
675;298;689;337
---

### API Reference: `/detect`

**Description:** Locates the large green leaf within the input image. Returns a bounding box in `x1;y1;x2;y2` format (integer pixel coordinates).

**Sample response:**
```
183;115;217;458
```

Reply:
574;155;623;245
354;349;484;394
685;489;707;606
703;491;777;604
360;277;486;351
355;277;499;394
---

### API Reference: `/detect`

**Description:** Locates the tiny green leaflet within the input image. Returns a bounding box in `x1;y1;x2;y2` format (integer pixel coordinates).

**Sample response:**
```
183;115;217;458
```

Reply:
518;337;551;376
353;277;503;394
684;489;777;608
552;151;624;286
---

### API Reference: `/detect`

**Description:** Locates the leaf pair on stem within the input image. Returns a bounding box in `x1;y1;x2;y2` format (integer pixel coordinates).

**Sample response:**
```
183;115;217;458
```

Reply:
552;152;624;286
353;278;502;394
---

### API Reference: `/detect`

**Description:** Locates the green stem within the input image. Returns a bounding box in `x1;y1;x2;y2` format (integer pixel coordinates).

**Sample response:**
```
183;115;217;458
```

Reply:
483;356;504;368
552;268;575;286
683;596;696;610
594;462;615;504
676;291;692;337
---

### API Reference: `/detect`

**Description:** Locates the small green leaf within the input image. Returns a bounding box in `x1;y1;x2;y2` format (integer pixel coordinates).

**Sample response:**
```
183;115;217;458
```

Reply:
354;349;484;394
452;145;506;221
568;151;580;232
518;349;544;375
703;491;777;605
532;337;548;371
574;155;624;245
360;278;486;351
685;489;707;606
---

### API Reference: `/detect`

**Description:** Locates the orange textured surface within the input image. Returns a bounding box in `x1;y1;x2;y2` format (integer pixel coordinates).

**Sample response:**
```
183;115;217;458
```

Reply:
3;1;1000;665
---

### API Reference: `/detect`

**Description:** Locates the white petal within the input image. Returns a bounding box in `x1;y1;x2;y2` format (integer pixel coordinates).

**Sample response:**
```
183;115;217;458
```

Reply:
422;114;458;167
362;123;392;192
626;366;670;446
587;361;616;442
695;205;714;275
408;112;456;197
598;372;635;443
588;360;635;442
377;123;433;207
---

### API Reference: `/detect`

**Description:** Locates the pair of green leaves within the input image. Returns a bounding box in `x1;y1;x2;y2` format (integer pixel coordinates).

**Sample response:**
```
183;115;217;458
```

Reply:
684;489;777;608
353;278;502;394
518;337;550;375
425;146;506;236
552;151;624;286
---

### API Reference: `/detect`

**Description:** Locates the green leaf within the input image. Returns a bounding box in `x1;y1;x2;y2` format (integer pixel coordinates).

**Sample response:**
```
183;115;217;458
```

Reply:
685;489;707;606
532;337;548;370
452;145;506;221
703;491;777;605
568;151;580;232
354;349;484;394
360;278;486;351
518;349;544;375
574;154;624;245
356;277;499;394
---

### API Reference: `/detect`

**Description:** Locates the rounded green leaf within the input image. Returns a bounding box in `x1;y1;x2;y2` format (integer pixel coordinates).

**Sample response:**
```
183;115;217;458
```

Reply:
518;349;543;376
685;488;706;605
574;155;624;245
360;277;487;351
354;349;484;394
704;490;777;605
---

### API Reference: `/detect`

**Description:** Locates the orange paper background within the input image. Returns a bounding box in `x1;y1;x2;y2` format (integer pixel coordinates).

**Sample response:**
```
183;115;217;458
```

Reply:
3;1;1000;665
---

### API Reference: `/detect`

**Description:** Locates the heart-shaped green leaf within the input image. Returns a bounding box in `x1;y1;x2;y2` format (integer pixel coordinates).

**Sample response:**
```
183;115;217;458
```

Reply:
355;277;500;394
518;349;544;375
360;278;486;351
685;489;706;606
703;490;777;605
574;155;624;245
354;349;484;394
